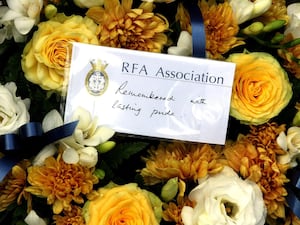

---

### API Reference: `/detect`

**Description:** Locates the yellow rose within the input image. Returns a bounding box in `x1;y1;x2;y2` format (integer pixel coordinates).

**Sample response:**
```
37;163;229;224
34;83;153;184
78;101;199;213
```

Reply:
21;13;99;92
84;183;159;225
227;52;292;125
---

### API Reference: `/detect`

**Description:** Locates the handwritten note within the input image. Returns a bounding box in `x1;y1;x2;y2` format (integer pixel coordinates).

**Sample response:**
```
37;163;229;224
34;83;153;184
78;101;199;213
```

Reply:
64;42;236;144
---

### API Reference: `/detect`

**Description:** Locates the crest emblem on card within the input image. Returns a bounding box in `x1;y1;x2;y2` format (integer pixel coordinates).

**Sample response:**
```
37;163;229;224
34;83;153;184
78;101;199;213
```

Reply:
85;59;109;96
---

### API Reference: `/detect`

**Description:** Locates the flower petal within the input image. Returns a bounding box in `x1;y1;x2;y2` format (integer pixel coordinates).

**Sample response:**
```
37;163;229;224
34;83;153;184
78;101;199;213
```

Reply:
33;144;57;166
14;16;35;34
42;109;63;132
62;147;80;164
24;210;47;225
1;9;23;21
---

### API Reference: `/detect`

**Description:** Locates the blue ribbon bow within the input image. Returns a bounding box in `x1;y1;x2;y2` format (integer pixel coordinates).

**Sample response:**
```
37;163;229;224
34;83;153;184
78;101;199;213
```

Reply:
0;120;78;181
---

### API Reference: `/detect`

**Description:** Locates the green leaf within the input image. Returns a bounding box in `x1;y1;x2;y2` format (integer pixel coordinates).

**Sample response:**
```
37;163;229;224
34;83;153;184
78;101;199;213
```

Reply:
103;141;150;169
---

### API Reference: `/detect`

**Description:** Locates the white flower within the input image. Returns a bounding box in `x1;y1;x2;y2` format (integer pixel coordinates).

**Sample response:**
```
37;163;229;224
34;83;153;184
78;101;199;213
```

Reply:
71;107;115;147
24;210;47;225
0;6;25;44
277;127;300;167
42;109;63;132
73;0;104;8
284;3;300;39
77;146;98;168
33;144;57;166
181;166;266;225
60;107;114;166
168;31;192;56
0;0;43;38
229;0;272;24
61;144;98;168
0;82;30;135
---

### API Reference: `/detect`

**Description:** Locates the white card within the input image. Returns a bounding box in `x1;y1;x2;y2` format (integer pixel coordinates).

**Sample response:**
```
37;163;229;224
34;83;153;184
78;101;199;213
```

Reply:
64;42;236;144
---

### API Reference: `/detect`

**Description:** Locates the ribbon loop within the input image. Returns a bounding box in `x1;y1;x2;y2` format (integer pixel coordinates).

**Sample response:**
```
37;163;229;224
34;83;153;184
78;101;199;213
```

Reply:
0;120;78;181
0;133;20;152
19;122;43;139
185;1;206;58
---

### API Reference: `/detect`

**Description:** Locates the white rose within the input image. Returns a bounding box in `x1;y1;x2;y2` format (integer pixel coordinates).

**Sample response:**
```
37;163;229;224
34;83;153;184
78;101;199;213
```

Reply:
0;82;30;135
181;166;266;225
277;127;300;167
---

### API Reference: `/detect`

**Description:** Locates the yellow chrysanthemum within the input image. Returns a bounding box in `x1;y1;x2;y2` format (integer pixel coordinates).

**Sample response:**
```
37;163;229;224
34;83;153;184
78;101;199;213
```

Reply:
0;160;31;212
162;180;194;225
257;0;289;24
224;123;290;219
200;0;244;59
175;3;192;34
175;1;244;59
86;0;168;52
163;200;193;225
25;155;98;214
140;142;223;185
53;205;85;225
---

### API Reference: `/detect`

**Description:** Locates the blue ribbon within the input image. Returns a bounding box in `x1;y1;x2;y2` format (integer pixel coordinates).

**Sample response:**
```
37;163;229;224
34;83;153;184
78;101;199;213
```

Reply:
185;1;206;58
0;120;78;181
286;167;300;218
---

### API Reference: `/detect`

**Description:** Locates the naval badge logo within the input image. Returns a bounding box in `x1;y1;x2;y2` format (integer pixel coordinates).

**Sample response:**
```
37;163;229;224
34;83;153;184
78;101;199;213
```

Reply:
85;59;109;96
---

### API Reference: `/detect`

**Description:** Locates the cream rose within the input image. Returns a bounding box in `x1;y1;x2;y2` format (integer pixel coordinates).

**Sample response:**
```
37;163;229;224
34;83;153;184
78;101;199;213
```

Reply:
84;183;159;225
181;166;266;225
277;127;300;167
0;82;30;135
21;13;99;92
227;52;292;125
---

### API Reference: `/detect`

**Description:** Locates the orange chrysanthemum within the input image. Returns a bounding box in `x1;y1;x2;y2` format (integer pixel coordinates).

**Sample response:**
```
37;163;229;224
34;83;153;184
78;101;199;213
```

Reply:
278;33;300;79
53;205;85;225
163;200;193;225
257;0;289;24
199;0;244;59
0;160;31;212
163;180;194;225
25;155;98;214
224;123;290;219
140;142;223;185
175;1;244;59
284;211;300;225
175;3;192;34
86;0;168;52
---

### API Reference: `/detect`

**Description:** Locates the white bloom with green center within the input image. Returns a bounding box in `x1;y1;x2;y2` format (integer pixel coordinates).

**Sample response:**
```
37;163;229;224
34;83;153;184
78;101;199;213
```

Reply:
181;166;266;225
229;0;272;24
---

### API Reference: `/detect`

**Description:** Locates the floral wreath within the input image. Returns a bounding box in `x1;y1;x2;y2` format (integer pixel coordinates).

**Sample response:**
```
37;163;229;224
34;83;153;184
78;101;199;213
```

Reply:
1;0;300;225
